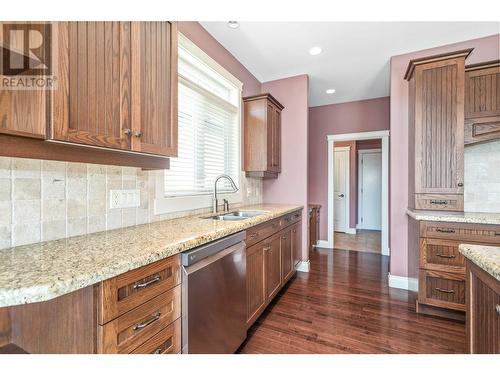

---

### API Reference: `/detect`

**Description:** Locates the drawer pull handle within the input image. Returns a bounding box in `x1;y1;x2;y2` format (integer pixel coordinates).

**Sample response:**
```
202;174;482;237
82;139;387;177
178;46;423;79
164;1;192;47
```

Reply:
133;275;161;290
436;253;456;259
263;246;270;252
430;200;448;205
293;229;297;233
249;233;258;238
152;348;163;354
133;311;161;331
434;287;454;294
285;217;292;223
495;232;500;237
435;228;455;234
496;304;500;315
282;236;287;240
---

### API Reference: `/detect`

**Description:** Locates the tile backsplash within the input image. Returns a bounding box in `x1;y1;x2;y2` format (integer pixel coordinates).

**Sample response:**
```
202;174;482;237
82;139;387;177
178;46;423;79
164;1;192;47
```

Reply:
464;139;500;213
0;157;262;249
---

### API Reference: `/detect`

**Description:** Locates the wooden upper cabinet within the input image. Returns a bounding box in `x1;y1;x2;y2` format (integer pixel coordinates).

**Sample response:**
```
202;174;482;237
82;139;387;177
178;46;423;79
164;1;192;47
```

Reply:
405;49;471;212
130;22;178;157
52;21;178;156
52;22;132;149
244;93;284;178
0;22;50;139
464;60;500;145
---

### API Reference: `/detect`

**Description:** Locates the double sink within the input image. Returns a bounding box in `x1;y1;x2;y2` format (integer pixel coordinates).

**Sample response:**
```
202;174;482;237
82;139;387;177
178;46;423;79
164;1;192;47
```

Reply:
203;210;268;221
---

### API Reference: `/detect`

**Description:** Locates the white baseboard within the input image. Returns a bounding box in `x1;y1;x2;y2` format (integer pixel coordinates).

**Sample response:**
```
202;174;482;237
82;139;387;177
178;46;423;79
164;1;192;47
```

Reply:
388;273;418;292
382;247;390;256
315;240;332;249
345;227;357;234
296;260;310;273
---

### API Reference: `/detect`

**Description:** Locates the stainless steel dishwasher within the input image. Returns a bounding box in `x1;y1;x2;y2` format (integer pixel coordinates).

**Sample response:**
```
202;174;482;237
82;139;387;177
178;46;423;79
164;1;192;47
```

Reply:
181;231;246;354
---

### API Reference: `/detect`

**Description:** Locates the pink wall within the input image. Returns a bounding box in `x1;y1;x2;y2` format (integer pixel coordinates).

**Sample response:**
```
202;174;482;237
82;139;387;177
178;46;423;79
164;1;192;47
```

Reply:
308;97;390;240
390;33;500;278
262;75;310;261
178;22;261;97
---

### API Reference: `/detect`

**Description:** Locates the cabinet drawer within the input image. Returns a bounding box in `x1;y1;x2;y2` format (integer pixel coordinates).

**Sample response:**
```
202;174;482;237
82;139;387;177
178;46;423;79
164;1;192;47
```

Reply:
130;319;181;354
281;210;302;229
98;285;181;354
419;270;465;311
420;238;465;273
421;221;500;244
246;218;281;247
97;255;181;324
415;194;464;211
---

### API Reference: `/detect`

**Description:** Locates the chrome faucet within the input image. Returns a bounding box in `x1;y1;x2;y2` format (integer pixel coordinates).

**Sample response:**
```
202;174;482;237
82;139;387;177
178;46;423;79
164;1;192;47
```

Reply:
212;174;239;214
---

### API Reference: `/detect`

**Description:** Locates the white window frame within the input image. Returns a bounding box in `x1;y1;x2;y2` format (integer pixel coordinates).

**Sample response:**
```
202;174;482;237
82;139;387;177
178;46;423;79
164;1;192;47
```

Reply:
154;33;244;215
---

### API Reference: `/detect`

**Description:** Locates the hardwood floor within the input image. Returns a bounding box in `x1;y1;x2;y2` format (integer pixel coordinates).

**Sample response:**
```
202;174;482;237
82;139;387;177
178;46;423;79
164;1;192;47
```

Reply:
238;248;466;354
334;230;381;254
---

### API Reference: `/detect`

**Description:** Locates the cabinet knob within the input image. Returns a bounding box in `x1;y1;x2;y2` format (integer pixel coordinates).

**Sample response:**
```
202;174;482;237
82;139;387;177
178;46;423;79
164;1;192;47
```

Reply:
457;182;463;187
496;304;500;315
123;128;132;136
134;131;143;138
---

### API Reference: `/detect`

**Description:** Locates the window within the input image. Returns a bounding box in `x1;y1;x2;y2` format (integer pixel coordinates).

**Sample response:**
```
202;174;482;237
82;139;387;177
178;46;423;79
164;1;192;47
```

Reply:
163;35;242;198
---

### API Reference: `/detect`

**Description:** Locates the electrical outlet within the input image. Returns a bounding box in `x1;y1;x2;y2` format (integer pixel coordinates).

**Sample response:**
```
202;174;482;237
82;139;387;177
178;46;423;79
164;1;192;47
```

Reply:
109;189;140;209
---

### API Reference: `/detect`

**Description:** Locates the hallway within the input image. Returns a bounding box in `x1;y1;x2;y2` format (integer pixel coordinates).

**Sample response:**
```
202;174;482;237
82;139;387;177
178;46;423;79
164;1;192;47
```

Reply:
334;230;381;254
239;249;466;354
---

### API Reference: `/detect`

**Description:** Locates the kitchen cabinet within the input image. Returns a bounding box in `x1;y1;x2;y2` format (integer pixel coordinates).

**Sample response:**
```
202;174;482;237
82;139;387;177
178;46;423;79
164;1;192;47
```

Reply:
409;218;500;320
281;228;294;284
265;234;282;301
245;209;302;327
0;22;50;139
464;60;500;145
466;259;500;354
0;21;177;167
405;49;471;211
243;93;284;178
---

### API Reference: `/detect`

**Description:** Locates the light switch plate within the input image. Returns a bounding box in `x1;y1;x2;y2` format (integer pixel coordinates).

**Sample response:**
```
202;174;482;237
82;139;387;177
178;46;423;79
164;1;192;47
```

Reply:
109;189;140;209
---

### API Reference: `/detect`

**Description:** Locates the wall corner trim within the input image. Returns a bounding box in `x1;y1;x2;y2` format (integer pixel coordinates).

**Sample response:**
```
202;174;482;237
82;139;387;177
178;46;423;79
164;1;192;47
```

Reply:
296;260;311;273
388;273;418;292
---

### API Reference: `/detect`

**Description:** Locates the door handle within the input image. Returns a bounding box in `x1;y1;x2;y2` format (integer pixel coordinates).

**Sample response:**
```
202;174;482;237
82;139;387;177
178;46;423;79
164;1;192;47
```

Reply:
338;194;345;198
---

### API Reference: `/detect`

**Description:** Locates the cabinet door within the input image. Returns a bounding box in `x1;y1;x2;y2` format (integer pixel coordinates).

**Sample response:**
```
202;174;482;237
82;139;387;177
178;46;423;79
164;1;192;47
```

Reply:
465;65;500;119
414;58;465;197
468;264;500;354
0;22;50;139
266;102;275;172
292;221;302;268
273;106;281;172
246;242;266;326
130;22;177;157
52;22;132;149
265;235;282;301
281;228;294;283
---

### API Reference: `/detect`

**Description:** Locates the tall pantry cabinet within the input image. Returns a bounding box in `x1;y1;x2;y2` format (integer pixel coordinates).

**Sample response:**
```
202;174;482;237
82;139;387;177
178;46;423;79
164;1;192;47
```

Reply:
405;49;472;212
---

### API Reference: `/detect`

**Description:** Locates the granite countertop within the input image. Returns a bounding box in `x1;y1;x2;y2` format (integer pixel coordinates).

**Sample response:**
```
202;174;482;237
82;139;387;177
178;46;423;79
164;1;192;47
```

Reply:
406;208;500;225
459;244;500;282
0;204;303;308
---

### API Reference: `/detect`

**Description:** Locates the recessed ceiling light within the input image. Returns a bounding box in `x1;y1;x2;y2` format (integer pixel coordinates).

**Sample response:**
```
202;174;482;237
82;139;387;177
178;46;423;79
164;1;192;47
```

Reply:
326;89;336;94
227;21;239;29
308;46;323;56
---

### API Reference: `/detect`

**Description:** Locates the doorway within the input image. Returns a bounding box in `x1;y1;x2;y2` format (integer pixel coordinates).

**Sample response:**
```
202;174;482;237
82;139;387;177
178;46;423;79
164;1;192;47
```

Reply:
324;130;389;256
358;149;382;231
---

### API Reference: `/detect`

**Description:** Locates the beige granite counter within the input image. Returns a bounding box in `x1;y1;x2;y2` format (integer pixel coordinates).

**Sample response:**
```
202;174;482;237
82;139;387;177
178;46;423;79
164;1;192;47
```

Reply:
459;244;500;282
406;209;500;225
0;204;303;308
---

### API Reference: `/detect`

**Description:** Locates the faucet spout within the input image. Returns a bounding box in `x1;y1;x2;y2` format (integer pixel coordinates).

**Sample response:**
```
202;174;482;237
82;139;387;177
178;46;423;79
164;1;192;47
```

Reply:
212;174;239;214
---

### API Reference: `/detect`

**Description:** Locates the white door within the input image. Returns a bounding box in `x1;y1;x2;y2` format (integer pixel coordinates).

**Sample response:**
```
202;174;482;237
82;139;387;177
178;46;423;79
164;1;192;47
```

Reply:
334;148;349;232
359;150;382;230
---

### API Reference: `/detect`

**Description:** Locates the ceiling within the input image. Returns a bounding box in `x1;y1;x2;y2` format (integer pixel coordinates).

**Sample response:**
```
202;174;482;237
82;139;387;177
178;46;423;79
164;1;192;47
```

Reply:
200;22;499;106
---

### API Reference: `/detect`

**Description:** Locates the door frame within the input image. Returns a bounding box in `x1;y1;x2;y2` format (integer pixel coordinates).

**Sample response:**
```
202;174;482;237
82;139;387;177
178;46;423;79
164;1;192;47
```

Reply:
333;146;350;233
358;148;382;231
322;130;390;256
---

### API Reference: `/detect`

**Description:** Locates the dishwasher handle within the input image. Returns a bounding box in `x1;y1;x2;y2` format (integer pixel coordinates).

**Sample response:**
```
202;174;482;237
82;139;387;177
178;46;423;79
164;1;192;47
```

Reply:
182;240;246;275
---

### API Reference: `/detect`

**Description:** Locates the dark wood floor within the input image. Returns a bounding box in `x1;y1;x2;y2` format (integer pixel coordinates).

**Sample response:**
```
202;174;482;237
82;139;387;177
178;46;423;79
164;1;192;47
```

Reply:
238;248;466;354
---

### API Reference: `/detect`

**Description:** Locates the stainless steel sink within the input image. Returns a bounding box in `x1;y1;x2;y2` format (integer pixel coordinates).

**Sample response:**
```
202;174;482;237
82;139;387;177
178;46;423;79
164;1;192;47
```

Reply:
204;210;268;221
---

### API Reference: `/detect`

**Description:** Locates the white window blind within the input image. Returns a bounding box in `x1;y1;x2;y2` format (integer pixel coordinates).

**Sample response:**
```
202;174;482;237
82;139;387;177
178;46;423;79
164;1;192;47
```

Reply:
164;43;241;197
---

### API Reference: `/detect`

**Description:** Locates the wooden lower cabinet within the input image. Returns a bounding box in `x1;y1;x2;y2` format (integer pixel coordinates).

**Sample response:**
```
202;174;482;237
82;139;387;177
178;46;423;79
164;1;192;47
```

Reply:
466;260;500;354
245;211;302;328
412;219;500;319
